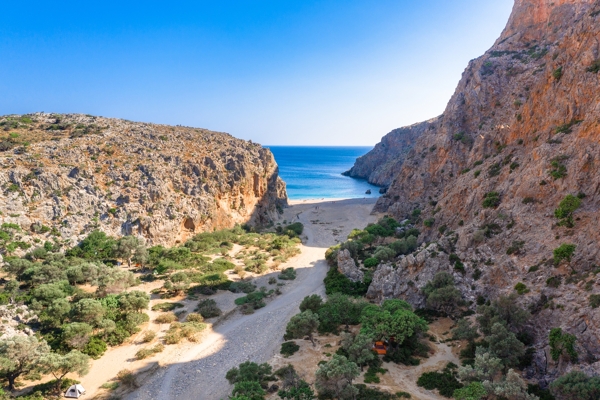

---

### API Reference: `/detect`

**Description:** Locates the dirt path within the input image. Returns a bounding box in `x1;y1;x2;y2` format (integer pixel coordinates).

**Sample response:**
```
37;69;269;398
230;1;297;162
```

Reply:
125;198;379;400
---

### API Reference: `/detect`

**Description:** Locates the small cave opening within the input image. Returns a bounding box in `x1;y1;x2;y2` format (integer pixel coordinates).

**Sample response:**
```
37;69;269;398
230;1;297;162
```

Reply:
184;217;196;231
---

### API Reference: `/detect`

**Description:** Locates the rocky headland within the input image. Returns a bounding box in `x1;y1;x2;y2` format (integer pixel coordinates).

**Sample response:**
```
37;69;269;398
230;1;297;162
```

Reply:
342;118;437;187
0;113;287;250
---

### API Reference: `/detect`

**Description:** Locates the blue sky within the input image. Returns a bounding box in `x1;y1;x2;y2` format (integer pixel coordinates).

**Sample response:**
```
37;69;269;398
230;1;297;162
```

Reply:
1;0;513;145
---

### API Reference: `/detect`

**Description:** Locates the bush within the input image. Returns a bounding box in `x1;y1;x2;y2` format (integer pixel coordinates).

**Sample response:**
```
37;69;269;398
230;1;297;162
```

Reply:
423;218;434;228
82;336;108;359
116;369;137;388
364;257;379;268
550;371;600;400
299;294;323;313
155;312;178;324
549;327;577;362
229;281;257;294
324;267;369;296
151;302;184;311
514;282;529;295
278;268;297;280
482;192;501;208
416;364;462;397
549;158;567;179
142;331;156;343
186;312;204;323
552;66;563;80
546;276;562;288
553;243;576;264
506;240;525;255
164;329;183;344
235;291;268;310
280;341;300;357
555;194;581;227
284;222;304;237
589;294;600;309
135;344;164;360
196;299;222;318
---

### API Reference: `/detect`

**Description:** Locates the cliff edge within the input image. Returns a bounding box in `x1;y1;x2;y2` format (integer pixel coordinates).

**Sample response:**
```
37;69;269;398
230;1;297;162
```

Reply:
0;113;287;248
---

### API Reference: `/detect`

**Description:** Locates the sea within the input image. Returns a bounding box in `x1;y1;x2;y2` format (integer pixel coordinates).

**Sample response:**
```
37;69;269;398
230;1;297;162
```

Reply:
265;146;381;200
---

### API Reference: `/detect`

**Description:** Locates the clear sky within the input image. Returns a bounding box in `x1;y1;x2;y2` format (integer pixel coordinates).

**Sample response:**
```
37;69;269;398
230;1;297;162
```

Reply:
1;0;514;146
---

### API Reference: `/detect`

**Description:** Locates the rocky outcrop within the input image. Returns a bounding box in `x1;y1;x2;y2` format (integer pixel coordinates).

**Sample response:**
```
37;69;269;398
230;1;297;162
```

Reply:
343;118;437;187
364;0;600;378
0;304;37;338
0;113;287;248
337;249;364;282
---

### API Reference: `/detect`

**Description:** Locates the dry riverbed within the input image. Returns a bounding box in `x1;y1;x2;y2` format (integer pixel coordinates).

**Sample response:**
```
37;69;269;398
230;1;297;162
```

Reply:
69;197;378;400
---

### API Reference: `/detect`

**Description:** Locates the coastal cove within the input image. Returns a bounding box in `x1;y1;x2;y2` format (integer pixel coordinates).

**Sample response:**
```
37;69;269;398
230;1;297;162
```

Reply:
267;146;382;200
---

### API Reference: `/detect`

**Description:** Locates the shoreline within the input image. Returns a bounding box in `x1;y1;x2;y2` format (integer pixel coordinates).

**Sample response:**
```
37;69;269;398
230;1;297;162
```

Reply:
288;197;379;206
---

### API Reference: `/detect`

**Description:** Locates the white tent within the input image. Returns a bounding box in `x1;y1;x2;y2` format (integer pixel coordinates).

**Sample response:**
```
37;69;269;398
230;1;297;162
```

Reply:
64;384;86;398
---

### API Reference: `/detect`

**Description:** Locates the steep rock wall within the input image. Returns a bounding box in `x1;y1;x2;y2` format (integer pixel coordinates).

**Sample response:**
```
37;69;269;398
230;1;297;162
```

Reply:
366;0;600;380
343;118;438;187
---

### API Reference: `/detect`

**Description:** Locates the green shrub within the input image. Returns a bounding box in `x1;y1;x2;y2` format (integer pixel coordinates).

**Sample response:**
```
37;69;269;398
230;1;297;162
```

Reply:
549;158;567;179
482;192;501;208
364;257;379;268
423;218;434;228
589;294;600;309
553;243;576;264
324;267;369;296
278;267;297;280
507;240;525;255
155;312;178;324
549;327;577;361
554;194;581;227
151;302;184;311
280;341;300;357
229;281;257;294
396;391;412;398
416;363;462;397
546;276;562;288
587;59;600;73
488;162;502;177
514;282;529;295
555;119;583;134
284;222;304;237
552;66;563;80
550;371;600;400
196;299;222;318
83;336;108;359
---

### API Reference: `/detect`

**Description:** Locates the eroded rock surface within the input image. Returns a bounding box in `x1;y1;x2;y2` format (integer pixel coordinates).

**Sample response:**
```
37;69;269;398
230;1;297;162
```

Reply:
337;249;364;282
343;118;438;187
357;0;600;379
0;113;287;248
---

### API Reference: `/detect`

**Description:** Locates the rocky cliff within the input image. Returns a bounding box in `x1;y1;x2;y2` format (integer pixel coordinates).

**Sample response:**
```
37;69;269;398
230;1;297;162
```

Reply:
362;0;600;381
0;113;287;249
342;118;437;187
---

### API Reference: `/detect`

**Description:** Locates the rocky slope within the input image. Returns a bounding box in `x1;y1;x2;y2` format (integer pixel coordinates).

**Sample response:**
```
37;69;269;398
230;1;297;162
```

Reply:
342;118;437;187
0;113;287;249
357;0;600;382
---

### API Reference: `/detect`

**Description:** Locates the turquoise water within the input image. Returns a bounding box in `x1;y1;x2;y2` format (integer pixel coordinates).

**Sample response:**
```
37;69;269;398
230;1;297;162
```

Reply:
266;146;381;200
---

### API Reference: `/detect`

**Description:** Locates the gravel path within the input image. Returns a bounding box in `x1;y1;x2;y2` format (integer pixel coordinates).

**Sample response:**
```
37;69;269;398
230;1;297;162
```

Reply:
127;198;378;400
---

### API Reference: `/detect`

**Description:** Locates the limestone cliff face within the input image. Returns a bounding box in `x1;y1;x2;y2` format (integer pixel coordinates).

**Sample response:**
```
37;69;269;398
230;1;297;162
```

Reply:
343;118;437;187
0;113;287;248
365;0;600;380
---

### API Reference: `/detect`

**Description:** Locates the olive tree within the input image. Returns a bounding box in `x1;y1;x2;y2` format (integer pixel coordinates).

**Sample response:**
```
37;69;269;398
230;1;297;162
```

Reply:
340;332;374;370
0;336;50;391
40;350;90;393
285;311;319;346
315;355;360;400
